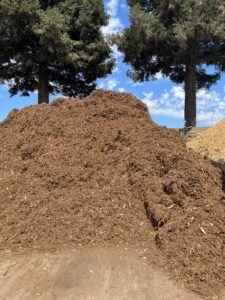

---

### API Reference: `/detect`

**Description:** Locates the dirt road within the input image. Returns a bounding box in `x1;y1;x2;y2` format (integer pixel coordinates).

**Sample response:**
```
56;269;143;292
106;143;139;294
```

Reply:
0;247;213;300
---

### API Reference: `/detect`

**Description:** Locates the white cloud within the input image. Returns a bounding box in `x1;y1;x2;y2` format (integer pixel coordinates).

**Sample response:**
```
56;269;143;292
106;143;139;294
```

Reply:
133;82;144;87
98;79;119;91
106;0;118;17
143;91;154;99
102;0;124;35
127;80;144;87
107;79;119;90
97;81;105;89
1;83;8;90
142;87;225;126
112;66;119;73
102;17;123;35
154;72;164;81
143;90;183;119
110;45;123;74
111;44;123;59
121;4;127;9
118;87;125;93
171;86;185;100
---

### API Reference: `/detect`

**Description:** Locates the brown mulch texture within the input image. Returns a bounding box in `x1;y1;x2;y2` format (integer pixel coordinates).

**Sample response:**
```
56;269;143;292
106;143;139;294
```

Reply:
187;119;225;162
0;90;224;297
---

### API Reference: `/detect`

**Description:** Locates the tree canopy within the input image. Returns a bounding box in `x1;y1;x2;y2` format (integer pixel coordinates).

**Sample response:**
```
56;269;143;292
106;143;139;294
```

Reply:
117;0;225;127
0;0;114;103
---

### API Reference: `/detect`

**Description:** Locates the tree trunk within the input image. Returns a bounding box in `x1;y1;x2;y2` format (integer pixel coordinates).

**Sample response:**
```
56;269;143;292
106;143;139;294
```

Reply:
38;64;49;104
184;58;196;127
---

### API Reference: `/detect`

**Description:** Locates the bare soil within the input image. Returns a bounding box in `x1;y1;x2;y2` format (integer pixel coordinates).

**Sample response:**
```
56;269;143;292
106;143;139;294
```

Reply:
0;90;224;298
0;247;203;300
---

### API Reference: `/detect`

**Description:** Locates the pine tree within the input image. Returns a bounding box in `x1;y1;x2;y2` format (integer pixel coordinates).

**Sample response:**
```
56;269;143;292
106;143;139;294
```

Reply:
117;0;225;127
0;0;114;104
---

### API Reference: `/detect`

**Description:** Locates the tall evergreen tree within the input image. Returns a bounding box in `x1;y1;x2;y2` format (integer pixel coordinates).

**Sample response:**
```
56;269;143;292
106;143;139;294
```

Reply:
0;0;114;103
116;0;225;127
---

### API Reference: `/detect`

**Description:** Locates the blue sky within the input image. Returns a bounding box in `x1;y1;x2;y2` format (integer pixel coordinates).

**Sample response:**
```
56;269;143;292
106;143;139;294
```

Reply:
1;0;225;128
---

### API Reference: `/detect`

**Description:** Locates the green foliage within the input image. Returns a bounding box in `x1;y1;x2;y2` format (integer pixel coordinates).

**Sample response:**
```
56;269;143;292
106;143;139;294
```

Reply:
117;0;225;88
0;0;114;98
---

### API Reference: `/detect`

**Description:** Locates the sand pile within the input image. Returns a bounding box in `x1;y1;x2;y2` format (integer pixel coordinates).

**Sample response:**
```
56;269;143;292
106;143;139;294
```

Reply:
187;119;225;162
0;90;224;297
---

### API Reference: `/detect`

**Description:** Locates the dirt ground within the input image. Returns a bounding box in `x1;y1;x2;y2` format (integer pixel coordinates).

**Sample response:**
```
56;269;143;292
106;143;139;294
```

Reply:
0;247;210;300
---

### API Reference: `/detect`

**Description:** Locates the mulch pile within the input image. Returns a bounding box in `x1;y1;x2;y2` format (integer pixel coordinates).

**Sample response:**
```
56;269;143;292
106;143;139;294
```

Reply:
187;119;225;162
0;90;224;297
